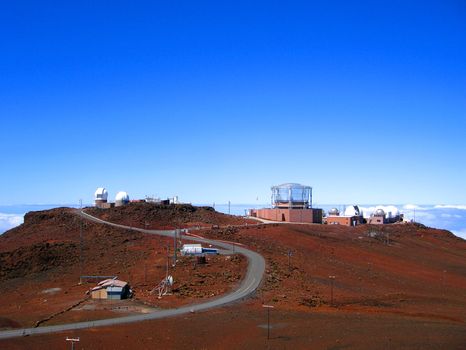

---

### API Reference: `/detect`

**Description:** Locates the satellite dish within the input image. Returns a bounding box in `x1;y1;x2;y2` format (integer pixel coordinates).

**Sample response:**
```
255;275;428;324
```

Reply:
167;275;174;286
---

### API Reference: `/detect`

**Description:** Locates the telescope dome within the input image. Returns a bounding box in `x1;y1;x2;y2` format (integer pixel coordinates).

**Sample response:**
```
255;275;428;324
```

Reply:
94;188;108;201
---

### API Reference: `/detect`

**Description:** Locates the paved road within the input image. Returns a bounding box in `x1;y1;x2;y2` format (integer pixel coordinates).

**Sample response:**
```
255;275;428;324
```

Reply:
0;211;265;340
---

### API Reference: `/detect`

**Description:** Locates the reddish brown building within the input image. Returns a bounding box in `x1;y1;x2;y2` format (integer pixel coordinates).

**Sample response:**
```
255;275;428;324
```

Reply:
250;208;323;224
326;215;363;226
249;183;323;224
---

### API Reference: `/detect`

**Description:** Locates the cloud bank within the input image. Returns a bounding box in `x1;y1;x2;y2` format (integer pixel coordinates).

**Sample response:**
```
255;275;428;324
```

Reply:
0;213;24;234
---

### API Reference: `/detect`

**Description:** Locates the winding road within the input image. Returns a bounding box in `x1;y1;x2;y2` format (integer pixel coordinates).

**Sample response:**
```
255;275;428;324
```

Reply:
0;211;265;340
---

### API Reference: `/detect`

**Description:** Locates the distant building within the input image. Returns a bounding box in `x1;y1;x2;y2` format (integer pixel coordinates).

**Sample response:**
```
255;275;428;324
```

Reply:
94;187;109;208
115;191;130;207
368;208;386;224
249;183;323;224
90;279;131;300
367;206;404;225
326;205;364;226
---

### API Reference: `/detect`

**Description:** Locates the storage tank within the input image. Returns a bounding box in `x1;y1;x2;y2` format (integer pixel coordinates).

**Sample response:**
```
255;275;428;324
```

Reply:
115;191;130;206
271;183;312;209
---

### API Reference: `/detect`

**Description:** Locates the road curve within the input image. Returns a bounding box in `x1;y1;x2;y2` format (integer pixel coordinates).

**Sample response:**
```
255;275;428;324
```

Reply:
0;211;265;340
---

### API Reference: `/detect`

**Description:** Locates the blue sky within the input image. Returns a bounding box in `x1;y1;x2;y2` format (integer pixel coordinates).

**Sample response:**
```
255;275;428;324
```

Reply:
1;1;465;205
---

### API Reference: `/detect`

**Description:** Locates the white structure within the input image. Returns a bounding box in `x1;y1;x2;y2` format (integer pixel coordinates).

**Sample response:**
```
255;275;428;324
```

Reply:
344;205;363;217
115;191;130;206
181;244;203;256
271;183;312;209
94;188;108;202
328;208;340;216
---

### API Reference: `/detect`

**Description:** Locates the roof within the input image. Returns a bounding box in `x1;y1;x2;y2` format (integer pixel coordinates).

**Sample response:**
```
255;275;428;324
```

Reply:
98;279;128;288
272;183;311;189
182;244;202;248
94;187;108;200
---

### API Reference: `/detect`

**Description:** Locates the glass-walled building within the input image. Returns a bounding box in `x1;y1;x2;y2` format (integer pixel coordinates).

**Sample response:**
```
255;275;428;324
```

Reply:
271;183;312;209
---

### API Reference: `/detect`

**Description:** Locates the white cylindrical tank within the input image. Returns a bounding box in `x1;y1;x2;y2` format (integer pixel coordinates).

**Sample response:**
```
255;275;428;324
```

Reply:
95;188;108;202
115;191;130;206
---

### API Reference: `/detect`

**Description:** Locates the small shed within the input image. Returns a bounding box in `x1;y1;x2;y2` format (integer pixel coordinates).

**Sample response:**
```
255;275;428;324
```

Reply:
90;279;131;300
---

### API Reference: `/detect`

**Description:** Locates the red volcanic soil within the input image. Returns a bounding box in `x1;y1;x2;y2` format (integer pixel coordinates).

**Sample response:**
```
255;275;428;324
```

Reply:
85;202;254;229
0;208;246;329
1;208;466;349
202;223;466;324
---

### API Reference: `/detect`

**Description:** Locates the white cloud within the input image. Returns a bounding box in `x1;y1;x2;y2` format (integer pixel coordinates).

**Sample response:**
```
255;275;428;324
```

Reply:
451;229;466;240
440;213;462;219
0;213;24;234
434;205;466;210
402;204;429;210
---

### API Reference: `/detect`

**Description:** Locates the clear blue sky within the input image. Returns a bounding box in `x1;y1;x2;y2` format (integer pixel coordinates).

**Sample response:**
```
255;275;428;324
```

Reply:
1;1;465;205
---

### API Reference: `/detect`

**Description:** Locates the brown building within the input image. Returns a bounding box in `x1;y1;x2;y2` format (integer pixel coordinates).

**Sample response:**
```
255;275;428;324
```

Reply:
326;215;363;226
249;183;323;224
367;214;385;224
250;208;323;224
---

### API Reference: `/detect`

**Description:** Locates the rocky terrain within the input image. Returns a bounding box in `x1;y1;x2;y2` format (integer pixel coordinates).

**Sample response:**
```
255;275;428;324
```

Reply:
85;202;254;229
1;206;465;349
0;207;246;329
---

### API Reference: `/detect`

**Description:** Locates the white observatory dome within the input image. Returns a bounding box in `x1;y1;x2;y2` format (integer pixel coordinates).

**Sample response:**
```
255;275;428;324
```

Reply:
94;187;108;201
115;191;130;203
328;208;340;216
374;208;385;216
344;205;362;216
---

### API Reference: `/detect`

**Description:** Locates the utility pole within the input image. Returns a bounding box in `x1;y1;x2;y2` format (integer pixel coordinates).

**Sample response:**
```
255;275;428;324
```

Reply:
329;275;336;306
166;243;170;278
262;305;274;340
287;250;292;272
66;337;80;350
228;201;231;215
173;229;178;266
442;270;446;297
79;199;83;282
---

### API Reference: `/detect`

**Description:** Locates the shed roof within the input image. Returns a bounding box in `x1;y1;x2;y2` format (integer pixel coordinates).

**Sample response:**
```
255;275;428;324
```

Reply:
98;279;128;288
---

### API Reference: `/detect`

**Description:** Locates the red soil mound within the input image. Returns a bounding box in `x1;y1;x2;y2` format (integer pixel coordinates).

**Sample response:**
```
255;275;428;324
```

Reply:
0;208;246;328
85;202;253;229
203;222;466;323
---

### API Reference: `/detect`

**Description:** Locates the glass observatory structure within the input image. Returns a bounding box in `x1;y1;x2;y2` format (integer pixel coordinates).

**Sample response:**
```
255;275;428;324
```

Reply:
271;183;312;209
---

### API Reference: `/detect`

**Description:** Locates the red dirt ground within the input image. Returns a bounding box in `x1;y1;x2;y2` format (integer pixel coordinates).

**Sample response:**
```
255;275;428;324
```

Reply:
85;202;255;229
1;207;465;349
0;208;246;329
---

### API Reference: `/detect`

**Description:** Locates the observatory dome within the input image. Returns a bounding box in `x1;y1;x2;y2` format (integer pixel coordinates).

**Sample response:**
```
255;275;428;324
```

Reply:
94;187;108;201
374;208;385;216
328;208;340;216
344;205;362;217
115;191;130;203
